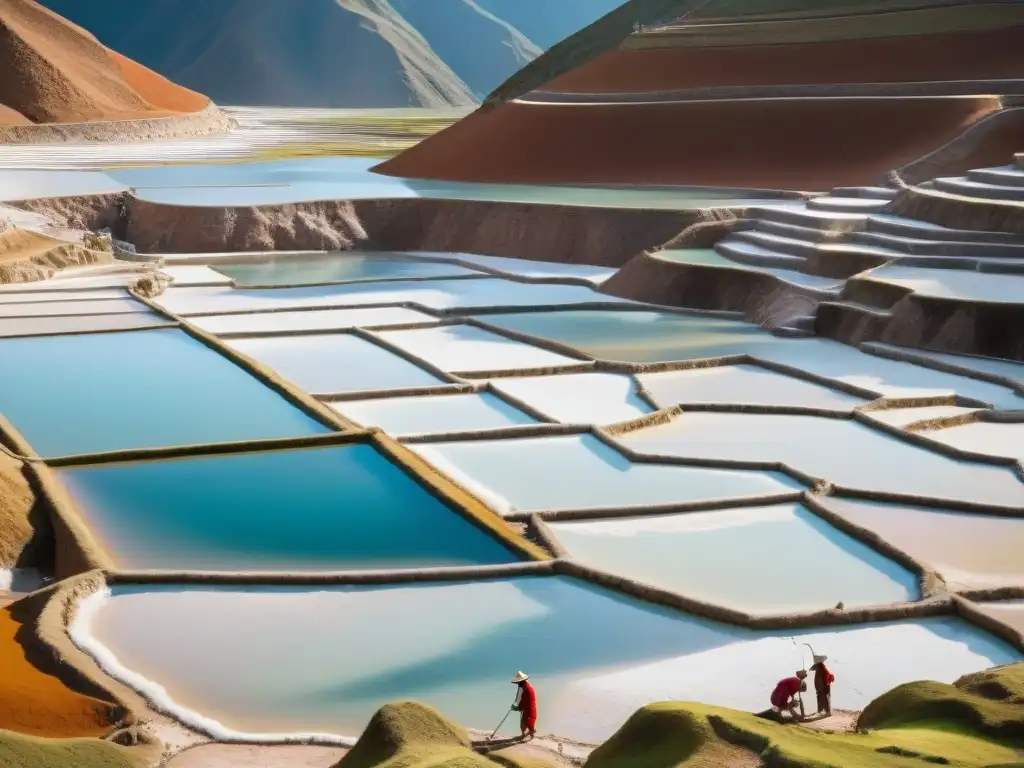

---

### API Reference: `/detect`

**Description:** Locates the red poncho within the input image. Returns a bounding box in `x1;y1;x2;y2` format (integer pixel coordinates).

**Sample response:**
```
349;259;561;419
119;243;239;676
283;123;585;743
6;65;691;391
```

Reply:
516;681;537;728
770;676;803;708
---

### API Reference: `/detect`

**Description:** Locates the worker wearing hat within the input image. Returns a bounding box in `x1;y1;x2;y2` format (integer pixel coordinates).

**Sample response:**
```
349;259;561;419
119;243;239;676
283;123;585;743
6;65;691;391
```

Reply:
811;655;835;716
511;671;537;740
770;669;807;720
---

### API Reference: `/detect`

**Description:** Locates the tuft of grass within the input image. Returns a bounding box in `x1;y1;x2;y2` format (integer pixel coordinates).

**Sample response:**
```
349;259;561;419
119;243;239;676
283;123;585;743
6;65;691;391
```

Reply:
0;730;144;768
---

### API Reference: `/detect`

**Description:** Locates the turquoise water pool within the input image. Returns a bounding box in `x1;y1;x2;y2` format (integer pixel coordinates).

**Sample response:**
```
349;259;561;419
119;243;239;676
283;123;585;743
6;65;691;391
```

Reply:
58;444;517;571
216;253;482;288
0;328;327;458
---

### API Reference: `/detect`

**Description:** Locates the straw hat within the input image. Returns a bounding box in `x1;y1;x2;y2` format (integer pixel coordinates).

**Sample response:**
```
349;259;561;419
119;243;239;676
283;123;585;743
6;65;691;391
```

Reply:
813;654;827;664
796;670;808;679
511;671;529;683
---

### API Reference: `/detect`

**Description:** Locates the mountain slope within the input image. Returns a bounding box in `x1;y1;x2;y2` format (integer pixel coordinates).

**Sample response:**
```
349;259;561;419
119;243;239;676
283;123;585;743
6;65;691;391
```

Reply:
38;0;623;107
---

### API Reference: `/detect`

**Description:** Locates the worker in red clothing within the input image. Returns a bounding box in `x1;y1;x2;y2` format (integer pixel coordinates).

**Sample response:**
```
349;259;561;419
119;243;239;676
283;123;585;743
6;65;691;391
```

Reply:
511;671;537;740
811;654;835;716
770;669;807;721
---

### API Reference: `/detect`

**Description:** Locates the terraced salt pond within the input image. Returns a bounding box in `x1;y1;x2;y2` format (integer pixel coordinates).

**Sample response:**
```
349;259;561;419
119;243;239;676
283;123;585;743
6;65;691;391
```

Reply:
76;578;1020;743
375;325;583;374
618;412;1024;509
489;372;652;424
917;420;1024;464
656;249;843;290
0;297;147;317
154;279;622;317
411;434;800;514
415;253;616;286
190;307;436;336
214;253;482;287
57;444;516;571
858;265;1024;303
481;311;1024;408
548;503;917;614
865;343;1024;387
0;329;326;457
638;364;865;411
225;334;444;395
975;601;1024;637
0;312;173;339
818;497;1024;590
332;393;538;436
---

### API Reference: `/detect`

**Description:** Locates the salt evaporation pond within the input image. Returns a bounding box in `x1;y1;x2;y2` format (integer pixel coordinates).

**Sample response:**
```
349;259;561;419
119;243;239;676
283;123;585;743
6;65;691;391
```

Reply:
639;365;864;411
0;288;130;303
482;312;1023;408
225;334;444;395
619;412;1024;509
918;421;1024;464
865;343;1024;387
411;434;800;514
481;310;773;363
819;497;1024;590
863;406;981;429
191;307;435;336
154;279;623;317
489;372;651;424
0;298;147;317
0;312;173;339
57;444;516;571
376;325;582;373
656;249;843;290
415;253;616;286
332;393;537;436
547;503;917;614
0;329;326;457
975;601;1024;637
215;254;482;288
76;578;1021;743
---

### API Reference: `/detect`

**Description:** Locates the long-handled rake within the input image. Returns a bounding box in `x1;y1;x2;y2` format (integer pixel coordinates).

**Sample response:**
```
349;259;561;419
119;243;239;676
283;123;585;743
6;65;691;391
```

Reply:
487;707;514;740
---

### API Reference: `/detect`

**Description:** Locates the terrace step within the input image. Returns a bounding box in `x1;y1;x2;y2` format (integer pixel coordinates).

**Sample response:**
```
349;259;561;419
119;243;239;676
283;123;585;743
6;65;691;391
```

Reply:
786;314;818;333
746;203;868;232
1016;152;1024;170
967;165;1024;188
750;218;836;243
849;229;1024;258
932;176;1024;201
733;230;904;263
815;300;891;344
714;238;808;269
806;196;892;213
830;186;898;200
865;213;1024;245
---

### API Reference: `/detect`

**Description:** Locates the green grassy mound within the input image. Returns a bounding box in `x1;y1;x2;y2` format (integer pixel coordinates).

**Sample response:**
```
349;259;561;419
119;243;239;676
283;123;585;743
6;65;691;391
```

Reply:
337;701;500;768
0;729;145;768
586;695;1022;768
859;664;1024;743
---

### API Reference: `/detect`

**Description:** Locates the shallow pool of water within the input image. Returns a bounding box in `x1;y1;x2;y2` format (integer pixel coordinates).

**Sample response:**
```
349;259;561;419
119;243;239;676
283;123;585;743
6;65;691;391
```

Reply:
639;364;864;411
861;265;1024;304
975;600;1024;637
215;253;482;288
548;503;917;613
331;393;537;436
58;444;516;571
413;253;616;286
489;372;651;425
376;325;581;373
0;313;173;338
619;412;1024;509
819;497;1024;591
0;298;146;317
0;288;130;304
0;329;327;457
191;307;435;336
411;434;800;514
481;310;773;364
918;421;1024;464
156;279;622;317
865;344;1023;387
862;406;981;429
225;334;444;396
79;578;1020;742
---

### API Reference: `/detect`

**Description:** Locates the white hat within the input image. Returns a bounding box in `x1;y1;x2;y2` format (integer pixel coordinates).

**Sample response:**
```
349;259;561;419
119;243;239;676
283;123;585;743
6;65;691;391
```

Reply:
511;671;529;683
813;654;827;664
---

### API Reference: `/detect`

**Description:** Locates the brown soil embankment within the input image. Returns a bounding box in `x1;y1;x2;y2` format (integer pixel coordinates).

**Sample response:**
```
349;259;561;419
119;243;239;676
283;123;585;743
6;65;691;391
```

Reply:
0;0;210;125
540;24;1024;94
0;453;38;569
27;193;706;266
0;227;115;283
375;97;998;189
0;598;116;736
